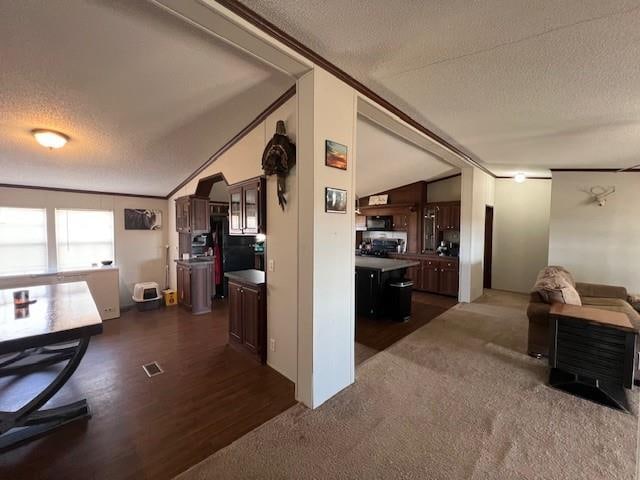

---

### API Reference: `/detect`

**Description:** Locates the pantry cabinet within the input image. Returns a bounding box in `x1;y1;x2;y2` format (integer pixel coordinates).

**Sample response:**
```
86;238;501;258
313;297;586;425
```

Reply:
175;195;210;234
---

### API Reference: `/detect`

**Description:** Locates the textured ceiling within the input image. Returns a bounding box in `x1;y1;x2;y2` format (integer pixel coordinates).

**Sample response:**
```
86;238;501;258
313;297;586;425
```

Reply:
356;116;454;198
0;0;292;196
243;0;640;176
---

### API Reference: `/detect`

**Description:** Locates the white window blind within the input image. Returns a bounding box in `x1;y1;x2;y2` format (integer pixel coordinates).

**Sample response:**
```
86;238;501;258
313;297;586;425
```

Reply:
55;209;114;269
0;207;48;275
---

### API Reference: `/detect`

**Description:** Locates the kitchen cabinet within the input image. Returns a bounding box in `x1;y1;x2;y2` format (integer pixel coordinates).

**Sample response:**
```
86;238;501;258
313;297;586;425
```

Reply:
392;214;409;231
388;254;459;297
439;261;459;296
355;268;384;317
227;277;266;363
228;177;266;236
176;261;212;315
421;259;440;293
175;195;210;234
433;201;460;232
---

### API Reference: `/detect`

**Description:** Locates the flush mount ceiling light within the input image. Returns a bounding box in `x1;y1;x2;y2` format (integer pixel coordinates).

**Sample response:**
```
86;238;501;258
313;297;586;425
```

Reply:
514;173;527;183
32;129;69;149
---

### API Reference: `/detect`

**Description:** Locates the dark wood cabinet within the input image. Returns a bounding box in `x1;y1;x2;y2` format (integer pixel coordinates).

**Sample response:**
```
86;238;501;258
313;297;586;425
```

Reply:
439;261;459;296
421;259;441;293
228;279;266;363
432;201;460;232
175;195;210;234
388;254;459;297
228;177;266;236
228;282;243;343
176;261;212;315
176;263;191;308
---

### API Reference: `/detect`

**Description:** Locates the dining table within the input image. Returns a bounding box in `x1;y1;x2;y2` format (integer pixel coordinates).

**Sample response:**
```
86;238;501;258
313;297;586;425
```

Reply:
0;281;103;451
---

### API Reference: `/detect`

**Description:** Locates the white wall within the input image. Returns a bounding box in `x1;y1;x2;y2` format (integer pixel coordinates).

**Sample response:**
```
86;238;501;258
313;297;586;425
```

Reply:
492;179;551;293
427;175;461;202
297;68;357;408
0;187;167;306
459;167;494;302
549;171;640;292
168;96;299;383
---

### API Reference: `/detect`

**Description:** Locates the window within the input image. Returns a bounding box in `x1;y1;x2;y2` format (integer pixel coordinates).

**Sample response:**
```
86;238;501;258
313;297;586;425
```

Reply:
0;207;48;275
55;209;114;270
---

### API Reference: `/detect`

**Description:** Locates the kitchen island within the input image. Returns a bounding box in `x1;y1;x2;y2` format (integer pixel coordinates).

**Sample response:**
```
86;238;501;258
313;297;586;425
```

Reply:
355;256;419;319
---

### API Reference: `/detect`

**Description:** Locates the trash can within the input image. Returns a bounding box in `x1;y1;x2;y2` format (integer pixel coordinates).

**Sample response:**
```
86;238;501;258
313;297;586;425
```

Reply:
387;279;413;321
132;282;161;311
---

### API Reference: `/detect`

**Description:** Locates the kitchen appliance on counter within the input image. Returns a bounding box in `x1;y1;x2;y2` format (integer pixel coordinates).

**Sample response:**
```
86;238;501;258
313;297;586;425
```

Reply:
366;215;393;231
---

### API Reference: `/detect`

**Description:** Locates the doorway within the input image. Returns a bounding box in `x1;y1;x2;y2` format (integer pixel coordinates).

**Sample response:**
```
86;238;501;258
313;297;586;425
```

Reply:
483;206;494;289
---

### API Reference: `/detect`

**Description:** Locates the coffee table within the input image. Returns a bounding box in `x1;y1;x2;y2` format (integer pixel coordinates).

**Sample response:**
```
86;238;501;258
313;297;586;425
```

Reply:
0;282;103;451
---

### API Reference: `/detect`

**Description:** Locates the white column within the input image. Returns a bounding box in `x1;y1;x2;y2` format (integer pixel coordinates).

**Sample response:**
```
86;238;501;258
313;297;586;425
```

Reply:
296;68;357;408
459;167;494;303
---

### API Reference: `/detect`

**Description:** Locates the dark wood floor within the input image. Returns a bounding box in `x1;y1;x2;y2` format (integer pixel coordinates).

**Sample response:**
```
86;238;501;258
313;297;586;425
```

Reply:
0;300;296;480
356;291;457;354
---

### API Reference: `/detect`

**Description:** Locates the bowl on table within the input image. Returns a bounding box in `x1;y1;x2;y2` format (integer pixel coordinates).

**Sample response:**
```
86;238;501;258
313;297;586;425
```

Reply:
101;260;113;266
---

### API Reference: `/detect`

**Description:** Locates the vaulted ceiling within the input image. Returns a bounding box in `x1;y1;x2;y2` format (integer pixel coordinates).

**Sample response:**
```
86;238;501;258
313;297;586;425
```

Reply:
356;116;454;197
0;0;293;196
243;0;640;176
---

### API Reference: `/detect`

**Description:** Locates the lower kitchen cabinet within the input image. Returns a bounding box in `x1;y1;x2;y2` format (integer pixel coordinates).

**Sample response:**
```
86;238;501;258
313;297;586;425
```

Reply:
421;259;440;293
389;254;459;297
176;261;212;315
228;279;266;363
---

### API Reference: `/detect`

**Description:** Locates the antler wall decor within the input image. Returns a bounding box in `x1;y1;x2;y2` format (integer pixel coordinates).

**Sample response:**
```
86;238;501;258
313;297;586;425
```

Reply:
262;120;296;210
587;186;616;207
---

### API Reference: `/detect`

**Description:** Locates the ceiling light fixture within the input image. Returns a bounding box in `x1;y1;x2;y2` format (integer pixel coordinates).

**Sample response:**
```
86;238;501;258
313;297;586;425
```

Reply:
514;173;527;183
32;129;69;149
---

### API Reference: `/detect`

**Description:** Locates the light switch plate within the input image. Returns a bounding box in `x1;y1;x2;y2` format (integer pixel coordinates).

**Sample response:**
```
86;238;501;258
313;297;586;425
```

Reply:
268;259;274;272
269;338;276;352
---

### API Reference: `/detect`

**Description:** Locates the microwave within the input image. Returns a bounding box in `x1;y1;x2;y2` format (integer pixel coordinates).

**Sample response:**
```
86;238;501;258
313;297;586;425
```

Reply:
366;215;393;231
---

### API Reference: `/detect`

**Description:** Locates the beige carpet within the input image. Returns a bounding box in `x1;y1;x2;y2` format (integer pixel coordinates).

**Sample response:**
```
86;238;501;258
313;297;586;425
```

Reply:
177;291;639;480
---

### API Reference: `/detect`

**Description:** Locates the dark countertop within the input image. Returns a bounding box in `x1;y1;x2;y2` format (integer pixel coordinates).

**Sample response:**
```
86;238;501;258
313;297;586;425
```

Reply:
174;257;215;266
391;252;459;261
224;269;265;286
355;256;420;272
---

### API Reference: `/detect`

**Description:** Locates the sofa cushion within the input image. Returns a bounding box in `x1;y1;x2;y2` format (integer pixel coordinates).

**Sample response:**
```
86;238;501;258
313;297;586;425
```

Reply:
581;296;629;308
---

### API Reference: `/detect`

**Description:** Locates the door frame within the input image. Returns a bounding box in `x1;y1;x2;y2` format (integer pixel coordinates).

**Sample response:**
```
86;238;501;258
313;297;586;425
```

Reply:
483;205;494;289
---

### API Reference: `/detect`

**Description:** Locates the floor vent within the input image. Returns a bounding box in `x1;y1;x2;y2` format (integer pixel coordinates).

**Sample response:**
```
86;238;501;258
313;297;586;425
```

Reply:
142;362;164;377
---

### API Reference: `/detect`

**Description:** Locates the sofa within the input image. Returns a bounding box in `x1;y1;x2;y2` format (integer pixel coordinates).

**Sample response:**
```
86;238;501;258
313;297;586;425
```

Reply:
527;269;640;360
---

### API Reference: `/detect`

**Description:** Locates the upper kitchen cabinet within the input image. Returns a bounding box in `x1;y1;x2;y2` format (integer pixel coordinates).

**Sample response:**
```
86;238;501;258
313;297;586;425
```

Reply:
175;195;210;234
434;201;461;232
228;177;266;236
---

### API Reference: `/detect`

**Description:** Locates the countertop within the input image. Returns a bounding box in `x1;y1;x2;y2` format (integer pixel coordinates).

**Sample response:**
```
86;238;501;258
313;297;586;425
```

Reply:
390;252;459;260
224;269;265;286
174;257;215;266
355;256;420;272
0;265;119;281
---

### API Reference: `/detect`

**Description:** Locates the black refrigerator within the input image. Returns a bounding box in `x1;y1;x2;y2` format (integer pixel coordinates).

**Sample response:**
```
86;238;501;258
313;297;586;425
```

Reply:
210;215;255;297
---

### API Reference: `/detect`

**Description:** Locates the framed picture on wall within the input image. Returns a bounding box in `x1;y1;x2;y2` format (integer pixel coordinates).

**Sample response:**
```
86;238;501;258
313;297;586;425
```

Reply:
325;187;347;214
325;140;347;170
124;209;162;230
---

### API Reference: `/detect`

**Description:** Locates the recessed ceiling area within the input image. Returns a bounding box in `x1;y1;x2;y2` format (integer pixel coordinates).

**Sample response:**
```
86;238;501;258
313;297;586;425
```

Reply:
0;0;294;196
356;115;455;198
242;0;640;176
